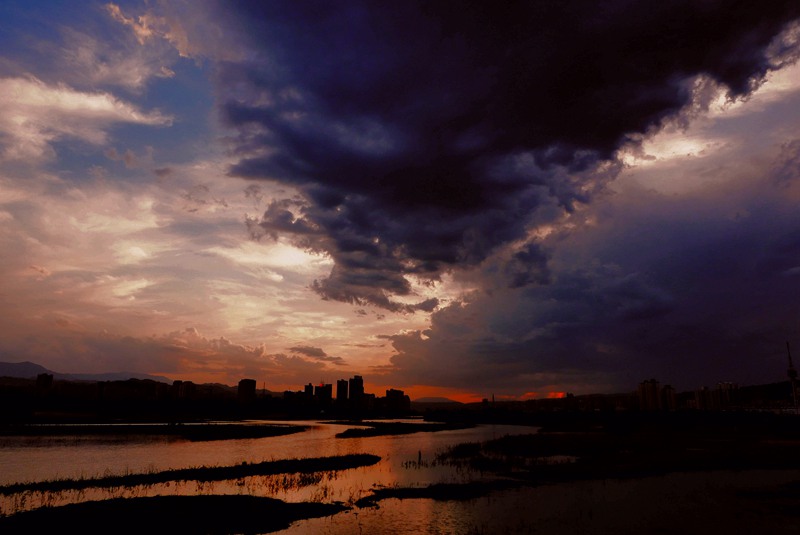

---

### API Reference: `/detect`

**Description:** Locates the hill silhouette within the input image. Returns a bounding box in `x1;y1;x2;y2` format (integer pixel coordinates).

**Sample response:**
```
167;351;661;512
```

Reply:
0;361;172;383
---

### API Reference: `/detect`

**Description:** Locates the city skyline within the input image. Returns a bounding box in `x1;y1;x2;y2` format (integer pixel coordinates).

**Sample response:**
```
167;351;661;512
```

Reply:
2;2;800;403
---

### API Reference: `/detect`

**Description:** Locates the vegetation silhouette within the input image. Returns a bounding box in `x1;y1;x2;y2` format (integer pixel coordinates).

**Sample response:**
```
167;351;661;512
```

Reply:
0;495;348;534
354;411;800;507
0;454;380;495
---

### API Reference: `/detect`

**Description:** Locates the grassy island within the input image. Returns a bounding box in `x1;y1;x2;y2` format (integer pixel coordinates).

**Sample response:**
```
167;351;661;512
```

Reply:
0;453;381;495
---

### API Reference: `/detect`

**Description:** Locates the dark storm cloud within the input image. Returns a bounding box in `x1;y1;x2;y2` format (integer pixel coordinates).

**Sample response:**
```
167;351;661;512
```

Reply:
218;1;800;309
385;159;800;394
503;243;552;289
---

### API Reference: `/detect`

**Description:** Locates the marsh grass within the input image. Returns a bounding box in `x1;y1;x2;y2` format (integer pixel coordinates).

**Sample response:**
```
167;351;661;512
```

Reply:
0;453;379;496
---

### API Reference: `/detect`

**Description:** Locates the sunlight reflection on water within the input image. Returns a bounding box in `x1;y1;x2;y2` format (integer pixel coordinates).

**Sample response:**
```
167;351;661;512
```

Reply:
0;420;534;516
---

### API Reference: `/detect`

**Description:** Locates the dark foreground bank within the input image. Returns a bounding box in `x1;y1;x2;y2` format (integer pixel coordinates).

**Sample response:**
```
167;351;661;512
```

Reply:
0;495;347;534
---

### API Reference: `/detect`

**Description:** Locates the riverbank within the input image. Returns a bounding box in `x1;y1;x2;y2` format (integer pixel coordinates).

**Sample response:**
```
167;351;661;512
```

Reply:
0;495;348;534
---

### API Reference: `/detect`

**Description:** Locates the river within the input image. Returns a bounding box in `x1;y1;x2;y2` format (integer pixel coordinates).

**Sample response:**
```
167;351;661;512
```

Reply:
4;420;800;534
0;420;536;527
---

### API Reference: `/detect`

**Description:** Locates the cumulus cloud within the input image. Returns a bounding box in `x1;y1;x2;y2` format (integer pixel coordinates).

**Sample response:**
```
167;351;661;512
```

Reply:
0;76;171;163
216;1;800;312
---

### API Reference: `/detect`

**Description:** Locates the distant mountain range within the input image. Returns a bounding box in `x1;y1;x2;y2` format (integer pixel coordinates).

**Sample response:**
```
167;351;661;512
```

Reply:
0;361;172;384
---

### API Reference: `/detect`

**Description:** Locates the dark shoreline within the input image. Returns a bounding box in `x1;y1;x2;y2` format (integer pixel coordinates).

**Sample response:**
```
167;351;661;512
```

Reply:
333;420;475;438
0;495;348;534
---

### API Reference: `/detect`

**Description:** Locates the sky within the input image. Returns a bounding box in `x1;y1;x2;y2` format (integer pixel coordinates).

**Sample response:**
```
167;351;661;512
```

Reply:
2;1;800;402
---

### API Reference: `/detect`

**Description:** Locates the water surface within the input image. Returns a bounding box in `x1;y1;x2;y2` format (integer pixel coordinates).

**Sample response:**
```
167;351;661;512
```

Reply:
0;420;535;516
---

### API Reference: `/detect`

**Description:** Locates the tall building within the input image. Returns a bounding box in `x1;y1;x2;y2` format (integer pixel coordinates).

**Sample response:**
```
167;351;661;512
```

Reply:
336;379;348;402
315;383;332;402
638;378;661;411
384;388;411;412
172;380;197;399
238;378;257;403
694;386;716;410
716;382;739;409
349;375;364;401
661;384;677;411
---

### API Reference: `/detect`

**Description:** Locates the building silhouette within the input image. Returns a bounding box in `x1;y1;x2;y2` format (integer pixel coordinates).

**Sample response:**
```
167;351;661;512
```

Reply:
336;379;348;402
315;383;332;403
349;375;364;402
172;380;197;399
384;388;411;412
638;379;677;411
5;366;800;423
238;379;256;403
638;378;661;410
662;384;677;411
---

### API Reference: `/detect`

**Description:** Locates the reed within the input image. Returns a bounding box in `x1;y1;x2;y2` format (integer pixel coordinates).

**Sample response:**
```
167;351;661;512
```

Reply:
0;454;381;495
